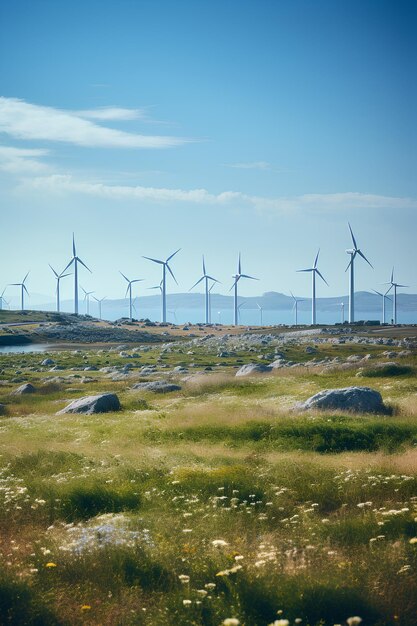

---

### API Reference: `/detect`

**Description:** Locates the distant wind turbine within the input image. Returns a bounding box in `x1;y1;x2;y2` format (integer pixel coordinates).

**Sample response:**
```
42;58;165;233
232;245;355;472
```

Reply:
93;295;106;320
256;303;263;326
63;234;91;315
10;272;30;311
297;249;328;325
120;272;144;321
143;249;180;323
345;223;373;323
384;268;408;325
333;302;345;324
229;254;258;326
372;289;392;325
189;256;220;324
49;265;71;312
81;286;94;315
290;291;305;326
0;287;7;310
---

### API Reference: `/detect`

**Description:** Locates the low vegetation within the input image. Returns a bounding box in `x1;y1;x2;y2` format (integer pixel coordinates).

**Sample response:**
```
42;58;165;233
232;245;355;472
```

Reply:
0;325;416;624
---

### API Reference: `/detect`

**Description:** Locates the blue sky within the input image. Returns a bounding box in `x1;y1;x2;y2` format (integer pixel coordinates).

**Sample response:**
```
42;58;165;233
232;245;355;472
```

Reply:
0;0;416;305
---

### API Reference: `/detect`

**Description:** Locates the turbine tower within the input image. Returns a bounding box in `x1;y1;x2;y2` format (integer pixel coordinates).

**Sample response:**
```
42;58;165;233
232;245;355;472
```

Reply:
290;291;305;326
143;249;180;323
345;223;373;323
189;256;220;324
49;265;71;313
0;287;7;310
297;250;328;325
63;234;91;315
384;268;408;325
229;254;258;326
256;303;263;326
208;282;215;324
10;272;30;311
372;289;392;325
120;272;144;322
93;296;106;320
81;286;94;315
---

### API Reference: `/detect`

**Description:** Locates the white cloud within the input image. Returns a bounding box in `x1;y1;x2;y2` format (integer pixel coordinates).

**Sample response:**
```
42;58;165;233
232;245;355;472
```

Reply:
76;107;146;121
227;161;272;170
22;174;417;212
0;145;49;173
0;97;187;148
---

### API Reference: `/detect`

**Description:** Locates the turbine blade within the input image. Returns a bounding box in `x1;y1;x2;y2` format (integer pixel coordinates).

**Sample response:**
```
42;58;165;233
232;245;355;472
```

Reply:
206;275;220;283
348;222;358;249
59;273;71;279
372;289;384;297
130;279;144;284
238;252;241;275
166;248;181;262
49;264;58;278
23;271;30;283
189;276;204;291
23;285;29;295
390;267;394;283
315;268;329;286
297;268;313;273
125;285;130;298
289;290;296;301
396;284;409;288
202;255;206;275
143;256;164;265
240;274;258;280
166;263;178;285
229;278;238;292
77;257;92;273
313;249;320;268
62;258;74;273
357;249;373;269
72;233;76;257
119;271;130;282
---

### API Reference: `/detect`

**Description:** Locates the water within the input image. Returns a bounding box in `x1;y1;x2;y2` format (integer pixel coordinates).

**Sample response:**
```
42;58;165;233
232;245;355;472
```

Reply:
0;344;51;354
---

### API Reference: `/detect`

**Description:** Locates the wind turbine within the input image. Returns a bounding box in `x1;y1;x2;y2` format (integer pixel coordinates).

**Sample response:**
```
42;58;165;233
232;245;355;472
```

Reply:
81;286;94;315
0;287;7;310
93;295;106;320
189;256;220;324
237;301;246;325
49;265;71;312
10;272;30;311
297;249;328;325
372;289;392;325
208;281;215;324
384;268;408;325
333;302;345;324
290;291;305;326
63;234;91;315
345;223;373;323
256;303;263;326
229;254;258;326
143;249;180;323
120;272;144;322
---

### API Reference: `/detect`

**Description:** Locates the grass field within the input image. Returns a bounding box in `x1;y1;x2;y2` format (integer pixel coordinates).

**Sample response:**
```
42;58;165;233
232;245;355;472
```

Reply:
0;327;416;625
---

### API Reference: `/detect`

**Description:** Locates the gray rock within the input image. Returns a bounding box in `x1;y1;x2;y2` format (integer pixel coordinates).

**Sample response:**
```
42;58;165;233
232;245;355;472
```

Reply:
58;393;121;415
12;383;36;395
41;358;55;366
132;381;182;393
235;363;272;377
296;386;389;414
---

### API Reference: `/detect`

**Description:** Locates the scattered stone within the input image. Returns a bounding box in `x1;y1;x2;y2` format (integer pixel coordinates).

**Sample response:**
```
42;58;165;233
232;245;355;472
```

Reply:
58;393;121;415
12;383;36;395
305;346;318;354
132;381;182;393
296;386;389;414
41;358;55;366
235;363;272;377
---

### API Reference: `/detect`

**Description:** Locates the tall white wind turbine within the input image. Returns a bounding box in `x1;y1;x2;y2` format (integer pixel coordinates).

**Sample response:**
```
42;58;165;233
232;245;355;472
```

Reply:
229;254;258;326
297;250;328;325
256;303;263;326
120;272;144;321
63;234;91;315
0;287;7;310
372;289;392;325
10;272;30;311
290;291;305;326
81;286;94;315
384;268;408;325
345;223;373;323
93;296;106;320
49;265;71;312
189;256;220;324
143;249;180;323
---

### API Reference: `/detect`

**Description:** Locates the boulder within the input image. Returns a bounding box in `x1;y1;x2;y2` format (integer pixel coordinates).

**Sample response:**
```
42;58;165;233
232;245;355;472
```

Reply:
296;386;389;414
235;363;272;377
41;358;55;366
132;381;182;393
58;393;121;415
12;383;36;395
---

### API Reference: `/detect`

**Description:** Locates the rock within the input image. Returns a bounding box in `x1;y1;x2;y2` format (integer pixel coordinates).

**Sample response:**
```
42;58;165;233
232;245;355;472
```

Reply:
296;386;389;414
58;393;121;415
84;366;98;371
132;381;182;393
41;358;55;366
269;358;287;369
305;346;318;354
12;383;36;395
235;363;272;377
173;366;188;373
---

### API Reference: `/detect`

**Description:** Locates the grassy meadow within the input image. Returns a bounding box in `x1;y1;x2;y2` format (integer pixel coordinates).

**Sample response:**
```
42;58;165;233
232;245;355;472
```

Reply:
0;329;416;625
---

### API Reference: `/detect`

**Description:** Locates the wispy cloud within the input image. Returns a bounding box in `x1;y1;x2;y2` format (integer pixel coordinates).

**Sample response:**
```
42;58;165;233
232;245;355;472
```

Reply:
227;161;272;170
0;145;49;173
0;97;188;149
76;107;146;121
22;174;417;212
